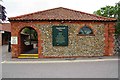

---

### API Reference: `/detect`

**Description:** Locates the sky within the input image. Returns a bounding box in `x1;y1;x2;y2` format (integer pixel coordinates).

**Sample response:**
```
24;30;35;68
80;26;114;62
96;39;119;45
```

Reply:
1;0;120;17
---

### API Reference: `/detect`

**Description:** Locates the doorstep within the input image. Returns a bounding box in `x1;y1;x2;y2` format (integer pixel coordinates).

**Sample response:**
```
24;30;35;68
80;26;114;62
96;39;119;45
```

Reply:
18;54;39;59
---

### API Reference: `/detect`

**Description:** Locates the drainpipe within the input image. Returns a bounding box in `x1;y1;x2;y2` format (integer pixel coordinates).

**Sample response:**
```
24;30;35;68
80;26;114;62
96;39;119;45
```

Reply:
108;24;110;56
29;28;31;45
8;32;11;52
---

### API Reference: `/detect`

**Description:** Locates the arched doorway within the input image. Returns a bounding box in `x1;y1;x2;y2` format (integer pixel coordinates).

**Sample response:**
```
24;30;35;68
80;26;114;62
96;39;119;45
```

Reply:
18;27;39;58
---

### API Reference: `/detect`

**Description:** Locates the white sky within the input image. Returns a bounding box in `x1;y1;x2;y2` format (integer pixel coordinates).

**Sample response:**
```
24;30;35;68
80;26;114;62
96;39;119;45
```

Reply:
1;0;120;17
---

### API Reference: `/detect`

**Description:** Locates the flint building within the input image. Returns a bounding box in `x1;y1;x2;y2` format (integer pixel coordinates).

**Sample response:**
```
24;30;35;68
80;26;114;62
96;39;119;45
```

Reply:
9;7;116;58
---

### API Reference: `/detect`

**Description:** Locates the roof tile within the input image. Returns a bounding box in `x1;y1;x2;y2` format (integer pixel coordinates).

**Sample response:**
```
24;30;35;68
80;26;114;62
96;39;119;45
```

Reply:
9;7;116;21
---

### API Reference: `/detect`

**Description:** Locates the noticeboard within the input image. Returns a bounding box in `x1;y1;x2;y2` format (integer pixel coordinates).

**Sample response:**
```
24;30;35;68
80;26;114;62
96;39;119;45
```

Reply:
52;26;68;46
11;36;18;44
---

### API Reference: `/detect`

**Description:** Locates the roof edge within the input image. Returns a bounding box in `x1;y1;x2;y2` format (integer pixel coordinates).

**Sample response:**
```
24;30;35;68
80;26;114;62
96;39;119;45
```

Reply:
9;7;117;21
8;19;117;22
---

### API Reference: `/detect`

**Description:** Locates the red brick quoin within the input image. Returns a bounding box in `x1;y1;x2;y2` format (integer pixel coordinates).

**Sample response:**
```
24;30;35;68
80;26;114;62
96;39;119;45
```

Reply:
104;22;116;56
9;7;116;58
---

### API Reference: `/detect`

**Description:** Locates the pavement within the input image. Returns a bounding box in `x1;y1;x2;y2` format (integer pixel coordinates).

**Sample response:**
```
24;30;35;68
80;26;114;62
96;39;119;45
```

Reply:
0;46;2;79
2;45;119;63
2;59;118;78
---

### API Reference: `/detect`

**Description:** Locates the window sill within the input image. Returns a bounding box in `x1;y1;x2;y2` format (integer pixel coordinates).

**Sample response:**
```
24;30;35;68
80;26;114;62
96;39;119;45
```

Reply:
77;34;95;36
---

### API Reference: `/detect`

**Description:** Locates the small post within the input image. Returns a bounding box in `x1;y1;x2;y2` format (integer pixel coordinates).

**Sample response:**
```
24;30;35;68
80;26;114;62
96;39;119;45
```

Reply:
8;34;11;52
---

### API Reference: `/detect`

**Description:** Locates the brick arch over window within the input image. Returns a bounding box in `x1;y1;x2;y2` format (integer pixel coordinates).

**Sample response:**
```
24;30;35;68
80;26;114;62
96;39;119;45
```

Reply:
17;25;42;58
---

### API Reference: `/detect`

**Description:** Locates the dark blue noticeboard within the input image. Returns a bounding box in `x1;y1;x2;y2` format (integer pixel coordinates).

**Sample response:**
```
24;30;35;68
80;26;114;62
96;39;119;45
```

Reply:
52;26;68;46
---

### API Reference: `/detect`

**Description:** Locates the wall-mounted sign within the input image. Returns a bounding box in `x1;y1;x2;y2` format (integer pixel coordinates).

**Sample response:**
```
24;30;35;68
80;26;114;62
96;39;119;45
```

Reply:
52;26;68;46
11;36;18;44
0;30;4;33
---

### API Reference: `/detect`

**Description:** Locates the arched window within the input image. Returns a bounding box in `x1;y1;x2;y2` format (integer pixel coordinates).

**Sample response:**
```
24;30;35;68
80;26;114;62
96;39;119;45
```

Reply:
78;26;93;35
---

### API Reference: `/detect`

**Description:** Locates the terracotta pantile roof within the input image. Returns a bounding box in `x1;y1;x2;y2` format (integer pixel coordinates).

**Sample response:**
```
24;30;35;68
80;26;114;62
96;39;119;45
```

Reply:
9;7;116;21
0;23;11;32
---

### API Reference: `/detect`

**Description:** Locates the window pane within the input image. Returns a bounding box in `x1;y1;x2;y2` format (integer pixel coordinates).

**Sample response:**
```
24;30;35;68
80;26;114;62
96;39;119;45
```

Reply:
79;26;93;35
79;29;85;34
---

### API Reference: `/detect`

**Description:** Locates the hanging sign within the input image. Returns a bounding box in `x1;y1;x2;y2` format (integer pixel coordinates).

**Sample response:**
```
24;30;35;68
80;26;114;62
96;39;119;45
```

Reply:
11;36;18;44
52;26;68;46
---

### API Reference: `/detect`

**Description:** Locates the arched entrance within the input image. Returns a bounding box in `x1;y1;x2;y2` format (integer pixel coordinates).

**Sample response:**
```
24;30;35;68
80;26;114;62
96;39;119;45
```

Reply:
18;26;40;58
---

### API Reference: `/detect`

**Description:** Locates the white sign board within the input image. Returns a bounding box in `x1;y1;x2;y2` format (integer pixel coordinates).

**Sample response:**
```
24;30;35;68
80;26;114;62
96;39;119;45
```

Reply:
0;31;4;33
11;36;18;44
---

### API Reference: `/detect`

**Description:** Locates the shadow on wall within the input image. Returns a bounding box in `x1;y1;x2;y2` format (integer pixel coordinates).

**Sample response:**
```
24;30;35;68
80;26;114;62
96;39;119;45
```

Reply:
115;34;120;55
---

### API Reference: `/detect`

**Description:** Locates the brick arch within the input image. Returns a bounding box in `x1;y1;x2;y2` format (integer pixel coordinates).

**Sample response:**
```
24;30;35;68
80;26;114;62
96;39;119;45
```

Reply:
17;25;42;58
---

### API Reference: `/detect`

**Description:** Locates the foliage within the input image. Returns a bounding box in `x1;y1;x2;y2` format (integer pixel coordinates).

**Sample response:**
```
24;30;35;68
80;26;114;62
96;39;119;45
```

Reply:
0;0;7;21
22;28;38;40
115;2;120;35
93;1;120;35
93;6;116;18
